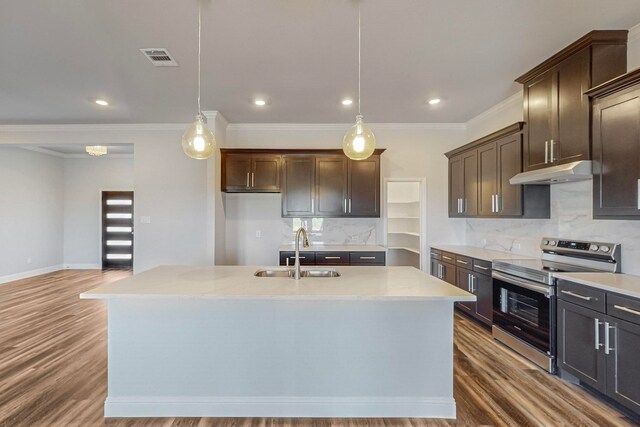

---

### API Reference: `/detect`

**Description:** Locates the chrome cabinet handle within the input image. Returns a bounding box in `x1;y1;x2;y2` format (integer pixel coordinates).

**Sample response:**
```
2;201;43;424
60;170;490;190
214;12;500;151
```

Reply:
496;194;501;213
344;199;347;213
594;318;603;350
560;290;592;301
491;194;495;213
550;139;555;163
457;259;468;265
472;275;476;293
442;255;453;261
544;141;549;164
438;264;443;279
324;256;341;260
614;305;640;317
430;252;439;257
246;172;250;188
637;180;640;210
360;256;376;260
463;198;467;213
475;265;490;270
349;198;352;214
467;274;471;292
289;256;305;260
311;199;314;213
604;322;615;355
251;172;255;187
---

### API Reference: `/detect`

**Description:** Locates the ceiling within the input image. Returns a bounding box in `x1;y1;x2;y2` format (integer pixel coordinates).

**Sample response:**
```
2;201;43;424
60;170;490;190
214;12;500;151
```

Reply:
15;144;135;156
2;0;640;125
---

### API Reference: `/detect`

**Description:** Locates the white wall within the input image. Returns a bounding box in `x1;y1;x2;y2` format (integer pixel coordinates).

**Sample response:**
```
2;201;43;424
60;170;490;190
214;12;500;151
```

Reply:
223;125;466;266
460;23;640;275
63;157;134;268
0;148;64;281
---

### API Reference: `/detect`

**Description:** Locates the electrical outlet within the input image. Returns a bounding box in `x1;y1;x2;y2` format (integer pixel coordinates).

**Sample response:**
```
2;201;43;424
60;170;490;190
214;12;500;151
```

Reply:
255;230;261;238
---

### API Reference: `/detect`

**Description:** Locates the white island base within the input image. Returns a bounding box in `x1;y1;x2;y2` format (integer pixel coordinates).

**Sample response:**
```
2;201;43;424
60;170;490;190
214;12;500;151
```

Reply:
81;266;474;419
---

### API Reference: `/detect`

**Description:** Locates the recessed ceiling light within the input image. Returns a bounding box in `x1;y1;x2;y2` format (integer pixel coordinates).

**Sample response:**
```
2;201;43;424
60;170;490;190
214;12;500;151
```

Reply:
254;99;267;106
428;98;441;105
341;98;353;106
95;99;109;106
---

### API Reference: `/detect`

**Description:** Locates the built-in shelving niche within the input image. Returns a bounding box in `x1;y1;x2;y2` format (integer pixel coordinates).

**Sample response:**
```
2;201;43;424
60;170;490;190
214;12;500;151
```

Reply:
385;179;425;270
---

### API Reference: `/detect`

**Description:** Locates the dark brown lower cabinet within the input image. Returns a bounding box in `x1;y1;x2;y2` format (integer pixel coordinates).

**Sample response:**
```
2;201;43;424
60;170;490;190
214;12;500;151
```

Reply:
430;258;456;286
558;280;640;415
279;251;385;266
456;267;492;326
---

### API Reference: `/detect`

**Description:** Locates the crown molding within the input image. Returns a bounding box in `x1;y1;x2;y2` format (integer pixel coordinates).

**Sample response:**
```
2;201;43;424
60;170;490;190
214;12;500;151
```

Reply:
202;110;228;130
227;122;466;132
19;146;133;159
464;91;522;129
19;146;67;158
629;22;640;43
0;123;186;133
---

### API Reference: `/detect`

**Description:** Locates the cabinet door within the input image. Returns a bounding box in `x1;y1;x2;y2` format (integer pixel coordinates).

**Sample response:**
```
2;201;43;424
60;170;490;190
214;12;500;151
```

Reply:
315;156;348;216
449;155;464;217
441;262;456;286
430;258;440;278
555;48;590;165
456;268;475;313
606;316;640;413
348;156;380;217
477;142;497;216
524;71;555;171
474;272;493;325
557;300;606;392
496;133;523;216
222;154;252;192
282;156;315;217
592;88;640;219
462;150;478;216
251;156;281;192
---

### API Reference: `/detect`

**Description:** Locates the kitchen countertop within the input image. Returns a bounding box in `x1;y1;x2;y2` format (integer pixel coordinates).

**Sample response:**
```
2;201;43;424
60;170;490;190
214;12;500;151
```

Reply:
279;244;386;252
80;265;475;302
554;272;640;299
430;245;535;262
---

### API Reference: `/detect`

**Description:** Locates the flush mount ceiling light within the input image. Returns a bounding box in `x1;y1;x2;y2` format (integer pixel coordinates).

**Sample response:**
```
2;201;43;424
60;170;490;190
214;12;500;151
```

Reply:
86;146;108;156
254;99;267;106
95;99;109;106
341;98;353;106
182;0;216;160
342;1;376;161
428;98;441;105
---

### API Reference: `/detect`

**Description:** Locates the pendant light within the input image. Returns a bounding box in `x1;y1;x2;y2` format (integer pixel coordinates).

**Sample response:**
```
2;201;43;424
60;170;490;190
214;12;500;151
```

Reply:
182;0;216;159
342;1;376;161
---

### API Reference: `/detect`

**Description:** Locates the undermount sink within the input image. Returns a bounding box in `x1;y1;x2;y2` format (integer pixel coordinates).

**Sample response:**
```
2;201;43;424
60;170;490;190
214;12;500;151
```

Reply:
254;269;340;278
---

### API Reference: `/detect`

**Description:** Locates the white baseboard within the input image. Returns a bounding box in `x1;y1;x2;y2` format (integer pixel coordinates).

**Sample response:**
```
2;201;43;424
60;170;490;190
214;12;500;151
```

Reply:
104;396;456;418
64;264;101;270
0;265;64;285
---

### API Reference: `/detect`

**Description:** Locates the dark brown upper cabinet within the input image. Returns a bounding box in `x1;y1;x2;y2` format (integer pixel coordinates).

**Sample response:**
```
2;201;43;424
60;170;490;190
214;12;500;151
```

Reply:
280;149;385;218
221;151;281;192
586;68;640;220
516;30;627;171
446;123;550;219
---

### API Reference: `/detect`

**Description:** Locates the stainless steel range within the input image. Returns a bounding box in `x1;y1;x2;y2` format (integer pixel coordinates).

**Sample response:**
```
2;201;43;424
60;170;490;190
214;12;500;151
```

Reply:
491;237;621;373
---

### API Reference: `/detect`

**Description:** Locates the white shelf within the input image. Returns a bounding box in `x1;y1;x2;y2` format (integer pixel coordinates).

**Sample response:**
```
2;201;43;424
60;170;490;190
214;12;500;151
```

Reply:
387;216;420;219
387;246;420;254
388;232;420;237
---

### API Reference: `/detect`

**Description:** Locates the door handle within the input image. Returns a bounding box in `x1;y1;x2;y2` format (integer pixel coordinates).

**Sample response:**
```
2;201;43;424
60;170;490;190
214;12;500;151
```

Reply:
637;179;640;210
467;274;471;292
251;172;255;187
613;305;640;317
496;194;501;213
550;140;555;163
491;194;495;213
560;290;592;301
456;259;468;265
246;172;250;188
344;199;347;213
324;256;341;260
475;265;490;271
544;141;549;164
349;198;352;214
604;322;615;355
594;318;603;350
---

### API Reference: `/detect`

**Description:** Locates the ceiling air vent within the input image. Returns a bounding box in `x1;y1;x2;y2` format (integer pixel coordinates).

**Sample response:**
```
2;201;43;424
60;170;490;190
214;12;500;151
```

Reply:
140;48;179;67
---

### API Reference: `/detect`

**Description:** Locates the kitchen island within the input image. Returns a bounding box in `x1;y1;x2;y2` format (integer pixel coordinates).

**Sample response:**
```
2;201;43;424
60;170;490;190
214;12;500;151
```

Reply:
81;265;475;419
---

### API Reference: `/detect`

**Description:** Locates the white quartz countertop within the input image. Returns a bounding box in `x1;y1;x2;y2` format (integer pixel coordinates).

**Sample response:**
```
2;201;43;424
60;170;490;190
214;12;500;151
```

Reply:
430;245;535;262
554;272;640;299
279;245;386;252
80;265;475;302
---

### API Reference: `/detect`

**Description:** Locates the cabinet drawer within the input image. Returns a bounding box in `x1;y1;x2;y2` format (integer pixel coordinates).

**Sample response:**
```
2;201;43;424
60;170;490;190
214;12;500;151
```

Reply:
441;252;456;265
430;248;442;260
350;252;385;266
557;280;606;312
473;259;492;275
279;251;316;266
608;293;640;325
315;252;350;265
455;255;472;268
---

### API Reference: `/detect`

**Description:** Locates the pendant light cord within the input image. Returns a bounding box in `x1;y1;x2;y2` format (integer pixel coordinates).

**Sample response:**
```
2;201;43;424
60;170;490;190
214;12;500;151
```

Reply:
197;0;202;114
358;1;361;116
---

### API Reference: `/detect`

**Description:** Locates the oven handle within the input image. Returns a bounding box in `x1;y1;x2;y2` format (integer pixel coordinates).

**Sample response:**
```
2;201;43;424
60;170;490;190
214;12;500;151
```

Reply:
492;271;552;298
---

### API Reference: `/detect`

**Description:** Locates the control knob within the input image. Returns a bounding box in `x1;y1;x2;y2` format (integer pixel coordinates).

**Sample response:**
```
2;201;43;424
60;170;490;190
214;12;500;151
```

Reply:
599;246;610;253
543;240;549;245
589;244;599;251
548;240;557;246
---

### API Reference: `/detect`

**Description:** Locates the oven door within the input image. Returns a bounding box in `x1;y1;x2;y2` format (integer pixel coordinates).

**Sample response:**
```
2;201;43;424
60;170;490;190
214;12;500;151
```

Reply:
492;271;553;354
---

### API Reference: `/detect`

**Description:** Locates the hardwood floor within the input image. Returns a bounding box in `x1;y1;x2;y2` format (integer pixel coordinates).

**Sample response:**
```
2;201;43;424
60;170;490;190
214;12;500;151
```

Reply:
0;270;637;427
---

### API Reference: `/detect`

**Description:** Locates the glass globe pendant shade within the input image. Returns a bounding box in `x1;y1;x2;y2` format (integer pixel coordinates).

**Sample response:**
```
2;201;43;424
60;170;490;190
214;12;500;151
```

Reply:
342;115;376;160
182;114;216;159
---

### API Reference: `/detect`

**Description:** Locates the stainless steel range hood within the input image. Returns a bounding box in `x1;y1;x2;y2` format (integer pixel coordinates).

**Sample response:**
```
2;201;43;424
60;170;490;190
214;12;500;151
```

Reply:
509;161;593;185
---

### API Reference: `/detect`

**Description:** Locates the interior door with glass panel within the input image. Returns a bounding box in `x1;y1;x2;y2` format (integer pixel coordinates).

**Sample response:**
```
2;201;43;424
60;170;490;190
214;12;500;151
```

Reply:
102;191;134;269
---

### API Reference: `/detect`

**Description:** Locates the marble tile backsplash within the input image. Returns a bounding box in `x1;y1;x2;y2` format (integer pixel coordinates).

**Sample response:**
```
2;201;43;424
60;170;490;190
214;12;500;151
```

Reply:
466;180;640;275
282;218;379;246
